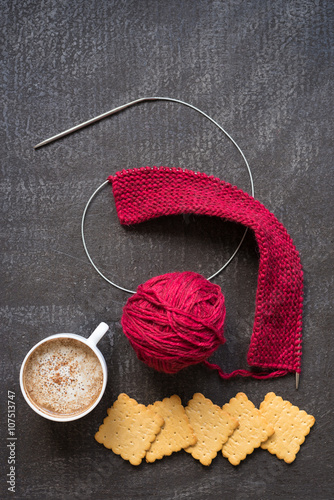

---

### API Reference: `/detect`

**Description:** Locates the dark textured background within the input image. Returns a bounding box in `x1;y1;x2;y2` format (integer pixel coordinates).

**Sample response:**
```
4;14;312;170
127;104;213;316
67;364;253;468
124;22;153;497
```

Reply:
1;1;333;499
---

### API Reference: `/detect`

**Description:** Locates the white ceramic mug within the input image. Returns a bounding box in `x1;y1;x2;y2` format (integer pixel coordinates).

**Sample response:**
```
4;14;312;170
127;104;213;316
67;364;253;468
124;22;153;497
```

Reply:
20;322;109;422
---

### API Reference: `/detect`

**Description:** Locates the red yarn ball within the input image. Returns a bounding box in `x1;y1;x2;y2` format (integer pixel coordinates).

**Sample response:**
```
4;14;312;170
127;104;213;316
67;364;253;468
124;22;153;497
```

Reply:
121;271;226;374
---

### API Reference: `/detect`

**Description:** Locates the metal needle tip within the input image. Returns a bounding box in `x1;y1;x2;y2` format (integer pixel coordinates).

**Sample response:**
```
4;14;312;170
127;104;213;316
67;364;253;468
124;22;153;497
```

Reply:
33;97;158;149
295;372;300;390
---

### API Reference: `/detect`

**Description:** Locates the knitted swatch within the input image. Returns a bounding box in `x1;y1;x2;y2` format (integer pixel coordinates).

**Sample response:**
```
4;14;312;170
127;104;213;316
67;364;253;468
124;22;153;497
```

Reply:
108;167;303;378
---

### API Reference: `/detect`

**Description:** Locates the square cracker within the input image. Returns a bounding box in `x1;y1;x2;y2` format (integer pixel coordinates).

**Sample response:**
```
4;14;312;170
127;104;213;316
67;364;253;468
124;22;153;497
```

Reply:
259;392;315;463
222;392;274;466
146;395;197;463
95;393;164;465
184;393;238;466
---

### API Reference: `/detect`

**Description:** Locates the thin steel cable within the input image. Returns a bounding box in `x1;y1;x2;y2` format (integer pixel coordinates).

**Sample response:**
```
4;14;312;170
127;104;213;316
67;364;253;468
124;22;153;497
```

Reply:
79;97;254;293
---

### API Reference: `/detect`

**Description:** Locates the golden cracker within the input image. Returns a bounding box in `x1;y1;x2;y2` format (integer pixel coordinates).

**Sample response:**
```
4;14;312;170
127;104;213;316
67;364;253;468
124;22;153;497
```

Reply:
146;395;197;463
222;392;274;466
185;393;238;466
259;392;315;463
95;393;164;466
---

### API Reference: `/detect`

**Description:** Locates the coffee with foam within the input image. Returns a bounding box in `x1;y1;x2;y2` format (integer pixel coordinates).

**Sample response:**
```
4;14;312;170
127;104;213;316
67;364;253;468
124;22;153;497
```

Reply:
23;338;104;417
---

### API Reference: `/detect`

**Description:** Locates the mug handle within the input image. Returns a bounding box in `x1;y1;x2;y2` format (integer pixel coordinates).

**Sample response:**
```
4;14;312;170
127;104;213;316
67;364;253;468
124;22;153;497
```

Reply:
87;322;109;347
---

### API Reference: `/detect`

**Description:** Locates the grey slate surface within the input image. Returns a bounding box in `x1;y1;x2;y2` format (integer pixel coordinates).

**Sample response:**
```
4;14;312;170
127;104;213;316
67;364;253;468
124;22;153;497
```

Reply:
1;1;333;498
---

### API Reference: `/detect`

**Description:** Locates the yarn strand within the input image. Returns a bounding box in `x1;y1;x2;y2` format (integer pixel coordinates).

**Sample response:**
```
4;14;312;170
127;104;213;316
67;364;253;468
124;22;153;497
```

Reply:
203;361;288;380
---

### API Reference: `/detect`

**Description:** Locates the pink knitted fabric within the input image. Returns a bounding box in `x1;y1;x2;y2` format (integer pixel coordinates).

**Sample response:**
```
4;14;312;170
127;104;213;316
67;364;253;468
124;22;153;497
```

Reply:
108;167;303;377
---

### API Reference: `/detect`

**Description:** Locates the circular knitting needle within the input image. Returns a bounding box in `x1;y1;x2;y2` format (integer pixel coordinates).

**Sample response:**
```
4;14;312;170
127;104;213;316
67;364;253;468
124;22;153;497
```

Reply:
34;97;255;277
